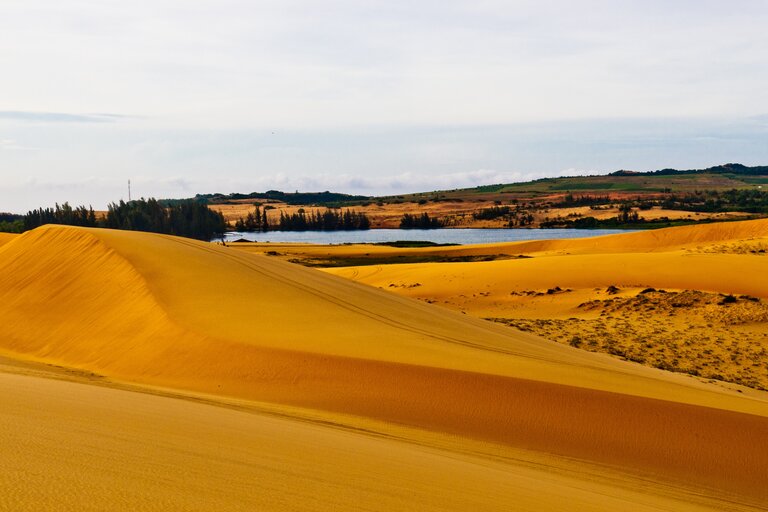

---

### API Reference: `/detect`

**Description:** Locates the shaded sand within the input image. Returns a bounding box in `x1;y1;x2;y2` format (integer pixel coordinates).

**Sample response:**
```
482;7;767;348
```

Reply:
1;225;768;508
3;360;760;512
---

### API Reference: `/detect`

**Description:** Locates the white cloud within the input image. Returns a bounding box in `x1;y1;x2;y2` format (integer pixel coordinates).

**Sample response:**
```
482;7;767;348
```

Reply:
0;111;126;123
0;138;37;151
1;2;767;211
2;1;768;128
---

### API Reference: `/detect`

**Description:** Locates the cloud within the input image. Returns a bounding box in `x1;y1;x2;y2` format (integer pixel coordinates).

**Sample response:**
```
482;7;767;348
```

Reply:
0;138;38;151
748;114;768;125
0;111;127;123
217;169;562;196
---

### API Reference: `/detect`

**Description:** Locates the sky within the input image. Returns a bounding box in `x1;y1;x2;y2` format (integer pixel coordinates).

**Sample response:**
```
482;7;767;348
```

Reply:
2;0;768;212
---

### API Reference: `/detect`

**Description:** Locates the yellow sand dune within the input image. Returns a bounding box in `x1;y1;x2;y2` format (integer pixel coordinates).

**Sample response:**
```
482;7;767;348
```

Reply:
327;219;768;313
325;220;768;390
331;251;768;305
2;359;758;512
0;232;17;247
497;217;768;255
2;224;768;508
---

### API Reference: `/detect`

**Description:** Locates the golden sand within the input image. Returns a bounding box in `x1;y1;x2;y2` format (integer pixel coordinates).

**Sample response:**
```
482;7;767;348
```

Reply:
324;221;768;378
1;224;767;510
0;232;18;246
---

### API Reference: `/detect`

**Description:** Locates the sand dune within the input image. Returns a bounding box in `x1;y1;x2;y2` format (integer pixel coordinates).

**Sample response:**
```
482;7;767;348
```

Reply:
0;232;17;247
326;219;768;314
331;251;768;303
325;220;768;392
4;359;759;512
487;217;768;255
2;224;768;508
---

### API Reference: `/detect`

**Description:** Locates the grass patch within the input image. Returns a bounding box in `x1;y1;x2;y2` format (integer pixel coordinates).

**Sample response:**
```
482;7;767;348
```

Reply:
374;240;459;248
293;254;526;267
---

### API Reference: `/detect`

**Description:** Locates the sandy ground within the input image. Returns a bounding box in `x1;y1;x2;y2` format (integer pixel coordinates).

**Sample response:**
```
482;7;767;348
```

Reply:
3;357;762;512
1;224;768;509
325;219;768;390
0;232;18;246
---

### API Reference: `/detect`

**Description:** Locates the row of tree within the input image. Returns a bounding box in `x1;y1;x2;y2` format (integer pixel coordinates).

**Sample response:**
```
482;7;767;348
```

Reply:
24;203;98;230
276;209;371;231
400;213;444;229
234;206;270;232
660;189;768;213
0;212;23;233
19;199;226;240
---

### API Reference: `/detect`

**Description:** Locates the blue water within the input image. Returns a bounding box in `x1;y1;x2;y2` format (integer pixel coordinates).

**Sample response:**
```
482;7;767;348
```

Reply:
220;228;637;245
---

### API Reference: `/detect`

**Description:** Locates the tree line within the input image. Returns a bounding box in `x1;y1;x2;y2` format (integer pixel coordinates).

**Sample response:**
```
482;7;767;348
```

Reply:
235;206;371;231
268;208;371;231
199;190;370;206
400;213;444;229
660;189;768;213
16;199;226;240
234;206;269;231
0;212;24;233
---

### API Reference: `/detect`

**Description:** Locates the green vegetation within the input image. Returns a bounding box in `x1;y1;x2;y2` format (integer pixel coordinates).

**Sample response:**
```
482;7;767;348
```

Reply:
22;199;226;241
375;241;458;248
400;213;444;229
294;253;519;268
552;194;612;207
619;162;768;177
411;163;768;197
24;203;98;230
234;206;269;232
199;190;370;206
661;189;768;213
473;206;511;220
277;209;370;231
0;213;24;233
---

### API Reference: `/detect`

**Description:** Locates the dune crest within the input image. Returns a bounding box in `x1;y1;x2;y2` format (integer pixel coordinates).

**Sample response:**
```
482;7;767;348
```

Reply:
0;226;190;368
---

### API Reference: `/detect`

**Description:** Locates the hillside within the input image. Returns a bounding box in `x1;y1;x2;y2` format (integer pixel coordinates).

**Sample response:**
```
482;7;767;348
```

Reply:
206;163;767;230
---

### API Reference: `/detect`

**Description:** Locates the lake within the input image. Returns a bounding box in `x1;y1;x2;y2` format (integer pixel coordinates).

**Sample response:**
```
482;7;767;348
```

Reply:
220;228;637;245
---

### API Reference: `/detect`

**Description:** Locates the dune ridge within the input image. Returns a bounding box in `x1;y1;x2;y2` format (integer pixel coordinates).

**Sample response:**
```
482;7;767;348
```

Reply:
1;225;768;504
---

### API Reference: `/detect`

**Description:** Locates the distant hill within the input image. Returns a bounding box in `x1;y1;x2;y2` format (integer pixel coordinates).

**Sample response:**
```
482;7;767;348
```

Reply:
611;163;768;177
173;163;768;207
419;163;768;198
196;190;371;206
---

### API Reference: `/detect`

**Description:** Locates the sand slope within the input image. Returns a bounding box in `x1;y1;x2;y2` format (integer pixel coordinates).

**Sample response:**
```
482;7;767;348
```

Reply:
326;219;768;314
1;225;768;507
4;359;759;512
491;217;768;255
325;220;768;388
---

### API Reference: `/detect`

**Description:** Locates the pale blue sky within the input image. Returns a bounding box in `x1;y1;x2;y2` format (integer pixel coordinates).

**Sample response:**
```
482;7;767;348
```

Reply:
2;1;768;212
